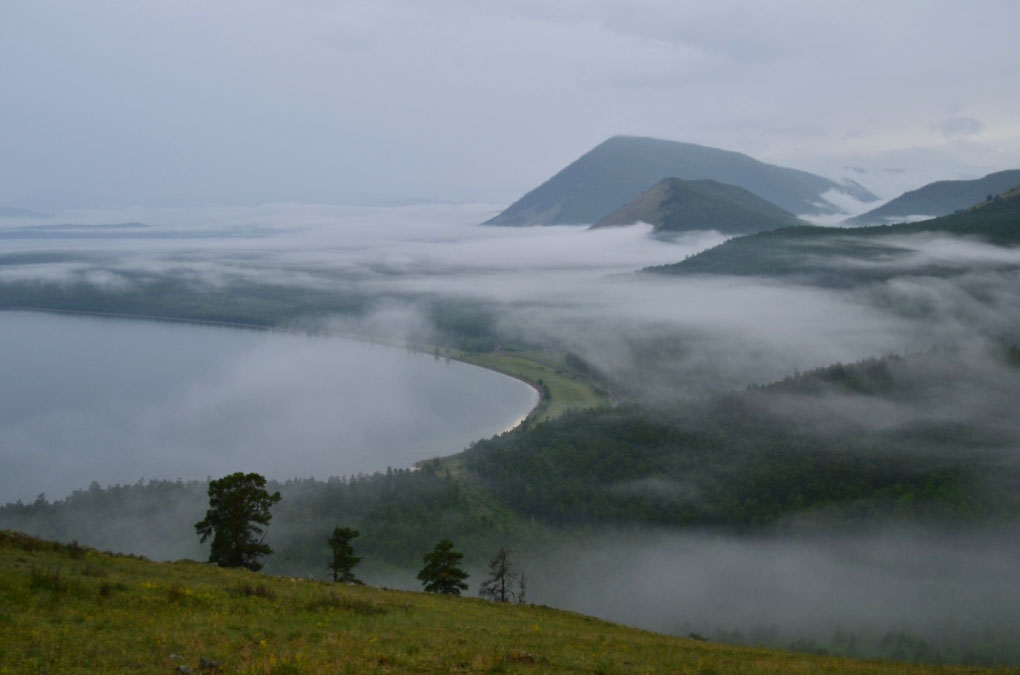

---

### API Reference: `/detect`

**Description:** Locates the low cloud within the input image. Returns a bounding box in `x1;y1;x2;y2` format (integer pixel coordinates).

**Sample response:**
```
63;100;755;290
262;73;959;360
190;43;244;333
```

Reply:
4;203;1016;403
524;525;1020;662
801;188;881;225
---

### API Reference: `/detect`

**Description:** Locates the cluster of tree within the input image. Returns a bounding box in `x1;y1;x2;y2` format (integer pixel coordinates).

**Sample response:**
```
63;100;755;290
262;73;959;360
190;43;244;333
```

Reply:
463;405;992;529
193;472;523;599
460;345;1020;528
263;466;545;573
4;408;1011;580
4;351;1016;578
0;276;370;327
0;468;541;577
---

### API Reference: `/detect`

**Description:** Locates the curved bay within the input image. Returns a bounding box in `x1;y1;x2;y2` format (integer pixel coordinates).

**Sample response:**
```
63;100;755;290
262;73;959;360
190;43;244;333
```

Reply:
0;311;537;502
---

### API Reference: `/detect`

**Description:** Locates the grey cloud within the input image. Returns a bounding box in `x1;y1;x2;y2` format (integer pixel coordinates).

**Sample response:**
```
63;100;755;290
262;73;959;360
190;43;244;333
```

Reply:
934;116;986;138
3;2;1020;209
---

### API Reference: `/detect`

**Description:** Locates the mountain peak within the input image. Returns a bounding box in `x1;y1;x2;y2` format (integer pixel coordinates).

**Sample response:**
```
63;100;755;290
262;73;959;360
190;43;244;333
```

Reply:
592;177;806;234
485;136;876;226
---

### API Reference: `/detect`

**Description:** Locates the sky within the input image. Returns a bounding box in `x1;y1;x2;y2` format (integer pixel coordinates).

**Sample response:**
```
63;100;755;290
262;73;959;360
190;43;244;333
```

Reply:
3;1;1020;210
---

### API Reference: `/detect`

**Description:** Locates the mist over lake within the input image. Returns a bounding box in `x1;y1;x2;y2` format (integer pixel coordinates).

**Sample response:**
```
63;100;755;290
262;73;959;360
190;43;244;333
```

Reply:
0;311;537;503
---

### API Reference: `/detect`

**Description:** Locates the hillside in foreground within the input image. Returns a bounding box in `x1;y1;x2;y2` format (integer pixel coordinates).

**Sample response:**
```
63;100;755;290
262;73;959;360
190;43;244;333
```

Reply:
591;177;806;234
3;530;1014;674
484;136;876;226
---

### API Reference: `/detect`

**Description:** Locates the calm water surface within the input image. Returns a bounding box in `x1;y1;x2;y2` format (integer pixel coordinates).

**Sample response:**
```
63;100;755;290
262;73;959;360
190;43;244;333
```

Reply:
0;311;537;503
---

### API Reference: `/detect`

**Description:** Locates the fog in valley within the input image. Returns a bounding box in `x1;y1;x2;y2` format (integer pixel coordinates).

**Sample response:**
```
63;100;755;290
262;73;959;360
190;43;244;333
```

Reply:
3;202;1020;661
522;526;1020;662
5;2;1020;669
7;202;1015;398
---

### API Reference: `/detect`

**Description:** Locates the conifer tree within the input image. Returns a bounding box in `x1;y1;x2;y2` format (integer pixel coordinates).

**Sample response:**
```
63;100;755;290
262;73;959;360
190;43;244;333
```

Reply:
194;472;281;571
478;547;526;603
416;539;469;595
327;526;362;583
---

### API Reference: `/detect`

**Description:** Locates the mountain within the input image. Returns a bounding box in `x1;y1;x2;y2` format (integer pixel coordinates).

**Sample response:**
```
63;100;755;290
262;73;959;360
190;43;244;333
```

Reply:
844;169;1020;225
591;178;807;234
484;136;877;226
969;183;1020;208
650;183;1020;282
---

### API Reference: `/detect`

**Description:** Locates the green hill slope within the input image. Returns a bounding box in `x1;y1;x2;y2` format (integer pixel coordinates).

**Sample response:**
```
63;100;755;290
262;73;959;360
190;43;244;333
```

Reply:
845;170;1020;225
652;183;1020;281
3;530;1011;674
591;177;807;234
485;136;877;226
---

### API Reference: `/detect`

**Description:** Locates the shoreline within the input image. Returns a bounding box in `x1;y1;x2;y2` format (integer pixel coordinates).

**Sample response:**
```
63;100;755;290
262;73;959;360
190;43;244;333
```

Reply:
0;304;544;432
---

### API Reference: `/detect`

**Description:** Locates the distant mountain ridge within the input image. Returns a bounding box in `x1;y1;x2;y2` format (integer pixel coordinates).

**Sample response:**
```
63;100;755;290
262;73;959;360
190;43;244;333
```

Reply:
592;178;806;234
485;136;877;226
844;169;1020;225
650;184;1020;282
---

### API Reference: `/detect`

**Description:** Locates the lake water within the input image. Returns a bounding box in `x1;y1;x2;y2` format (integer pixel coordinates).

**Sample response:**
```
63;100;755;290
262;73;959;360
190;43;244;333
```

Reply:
0;311;537;503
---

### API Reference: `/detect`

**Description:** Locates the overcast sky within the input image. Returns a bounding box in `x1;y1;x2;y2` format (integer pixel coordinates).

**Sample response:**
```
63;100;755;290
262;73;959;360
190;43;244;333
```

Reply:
3;0;1020;210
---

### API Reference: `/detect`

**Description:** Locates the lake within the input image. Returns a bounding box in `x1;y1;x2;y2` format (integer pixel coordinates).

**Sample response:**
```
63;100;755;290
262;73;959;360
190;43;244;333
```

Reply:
0;311;537;503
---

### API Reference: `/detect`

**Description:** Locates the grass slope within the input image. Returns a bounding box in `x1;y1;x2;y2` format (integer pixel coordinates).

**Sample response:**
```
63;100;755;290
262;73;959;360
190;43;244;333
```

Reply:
592;178;806;234
845;170;1020;225
3;530;1011;675
454;349;611;424
651;186;1020;281
484;136;875;225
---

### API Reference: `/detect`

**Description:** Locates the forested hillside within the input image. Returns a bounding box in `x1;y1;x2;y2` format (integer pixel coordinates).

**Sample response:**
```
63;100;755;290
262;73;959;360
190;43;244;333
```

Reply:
5;345;1020;664
6;347;1015;567
652;187;1020;280
846;170;1020;225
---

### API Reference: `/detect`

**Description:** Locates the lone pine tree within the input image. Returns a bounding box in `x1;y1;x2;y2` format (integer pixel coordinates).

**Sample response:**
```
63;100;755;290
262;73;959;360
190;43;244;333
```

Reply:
416;538;469;595
327;526;362;583
194;472;281;572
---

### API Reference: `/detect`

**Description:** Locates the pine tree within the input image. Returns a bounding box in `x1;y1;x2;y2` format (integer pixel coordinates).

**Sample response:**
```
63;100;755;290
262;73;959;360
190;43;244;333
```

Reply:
194;472;281;571
478;547;526;603
327;526;362;583
416;539;469;595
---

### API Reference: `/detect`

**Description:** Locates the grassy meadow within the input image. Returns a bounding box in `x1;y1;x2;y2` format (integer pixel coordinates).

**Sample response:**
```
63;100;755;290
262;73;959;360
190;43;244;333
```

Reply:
3;530;1018;674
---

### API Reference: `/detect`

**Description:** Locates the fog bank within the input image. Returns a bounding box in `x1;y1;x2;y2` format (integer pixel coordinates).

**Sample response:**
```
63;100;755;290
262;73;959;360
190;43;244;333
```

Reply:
522;526;1020;663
